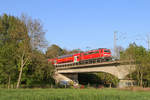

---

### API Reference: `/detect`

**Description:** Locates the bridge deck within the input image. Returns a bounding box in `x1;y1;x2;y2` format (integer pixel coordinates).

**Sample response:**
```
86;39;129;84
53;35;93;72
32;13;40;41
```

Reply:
56;61;126;70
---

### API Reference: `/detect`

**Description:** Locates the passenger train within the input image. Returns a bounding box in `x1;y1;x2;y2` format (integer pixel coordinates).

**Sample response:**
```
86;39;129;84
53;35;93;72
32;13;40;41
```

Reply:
48;48;112;67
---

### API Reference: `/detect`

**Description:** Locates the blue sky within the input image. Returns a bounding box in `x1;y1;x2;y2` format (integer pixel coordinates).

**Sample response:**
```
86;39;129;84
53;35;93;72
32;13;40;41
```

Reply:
0;0;150;51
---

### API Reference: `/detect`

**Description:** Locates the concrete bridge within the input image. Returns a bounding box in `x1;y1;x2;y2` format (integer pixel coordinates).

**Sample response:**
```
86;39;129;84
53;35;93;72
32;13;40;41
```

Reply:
54;61;135;87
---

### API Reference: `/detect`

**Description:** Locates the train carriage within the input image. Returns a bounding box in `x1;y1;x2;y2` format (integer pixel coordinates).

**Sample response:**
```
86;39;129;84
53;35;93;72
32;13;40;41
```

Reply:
49;48;111;67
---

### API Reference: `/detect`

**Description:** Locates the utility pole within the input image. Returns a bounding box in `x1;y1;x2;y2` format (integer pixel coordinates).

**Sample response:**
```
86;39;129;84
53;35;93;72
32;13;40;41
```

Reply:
114;31;117;58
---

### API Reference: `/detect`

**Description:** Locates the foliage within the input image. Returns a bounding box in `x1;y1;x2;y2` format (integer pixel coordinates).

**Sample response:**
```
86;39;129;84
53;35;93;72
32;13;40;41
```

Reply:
0;14;54;88
63;48;82;54
21;14;48;50
96;72;119;87
120;43;150;87
23;50;55;87
78;73;101;85
46;45;82;59
0;14;27;87
78;73;119;87
46;44;64;58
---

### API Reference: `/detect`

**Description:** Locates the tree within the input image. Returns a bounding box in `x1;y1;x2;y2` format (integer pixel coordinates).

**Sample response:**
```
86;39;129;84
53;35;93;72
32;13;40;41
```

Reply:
16;14;50;88
0;13;53;88
78;73;101;86
120;43;137;79
97;72;119;87
0;14;24;87
0;14;29;88
16;33;31;88
116;46;124;59
46;44;64;58
120;43;150;87
0;42;17;88
16;14;49;88
21;14;48;51
64;48;82;54
78;72;119;87
22;50;55;87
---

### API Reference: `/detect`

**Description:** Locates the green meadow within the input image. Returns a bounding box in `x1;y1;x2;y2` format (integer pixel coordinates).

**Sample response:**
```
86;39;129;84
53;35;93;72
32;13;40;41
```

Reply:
0;88;149;100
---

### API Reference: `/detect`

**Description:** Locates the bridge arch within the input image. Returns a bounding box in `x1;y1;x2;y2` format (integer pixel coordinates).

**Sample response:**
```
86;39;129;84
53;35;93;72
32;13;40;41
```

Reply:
78;72;119;86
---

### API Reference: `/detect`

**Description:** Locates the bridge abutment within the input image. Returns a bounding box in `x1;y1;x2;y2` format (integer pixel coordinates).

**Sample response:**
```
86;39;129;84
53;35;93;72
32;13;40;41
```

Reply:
53;72;78;86
118;79;136;88
63;73;78;82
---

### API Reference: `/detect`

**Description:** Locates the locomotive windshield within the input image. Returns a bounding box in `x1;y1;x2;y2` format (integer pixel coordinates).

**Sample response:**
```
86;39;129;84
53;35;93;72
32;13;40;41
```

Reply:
104;50;110;53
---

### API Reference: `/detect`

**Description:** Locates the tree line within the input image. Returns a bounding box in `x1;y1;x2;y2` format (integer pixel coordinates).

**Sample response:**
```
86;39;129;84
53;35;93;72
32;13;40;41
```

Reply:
0;14;83;88
0;14;55;88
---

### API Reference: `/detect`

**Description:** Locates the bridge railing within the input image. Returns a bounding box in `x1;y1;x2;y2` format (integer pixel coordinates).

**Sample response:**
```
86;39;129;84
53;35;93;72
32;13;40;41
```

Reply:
55;60;135;70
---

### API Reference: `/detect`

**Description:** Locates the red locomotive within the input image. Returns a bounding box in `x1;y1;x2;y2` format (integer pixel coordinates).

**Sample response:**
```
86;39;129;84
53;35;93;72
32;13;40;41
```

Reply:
48;48;111;67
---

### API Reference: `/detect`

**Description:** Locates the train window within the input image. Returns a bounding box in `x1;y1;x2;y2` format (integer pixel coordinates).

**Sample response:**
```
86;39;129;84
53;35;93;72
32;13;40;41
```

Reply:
84;52;89;55
84;51;99;55
92;51;99;54
58;54;73;59
88;52;94;54
95;51;99;53
104;50;110;53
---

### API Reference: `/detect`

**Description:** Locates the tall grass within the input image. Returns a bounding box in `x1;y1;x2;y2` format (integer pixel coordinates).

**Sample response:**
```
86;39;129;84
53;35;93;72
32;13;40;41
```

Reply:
0;88;150;100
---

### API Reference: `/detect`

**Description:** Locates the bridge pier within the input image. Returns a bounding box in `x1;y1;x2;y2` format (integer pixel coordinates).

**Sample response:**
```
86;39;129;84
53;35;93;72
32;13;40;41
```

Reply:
118;79;136;88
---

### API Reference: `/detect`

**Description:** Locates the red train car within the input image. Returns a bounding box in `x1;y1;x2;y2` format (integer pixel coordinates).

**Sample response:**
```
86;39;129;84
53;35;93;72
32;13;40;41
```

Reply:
81;48;111;61
49;48;111;66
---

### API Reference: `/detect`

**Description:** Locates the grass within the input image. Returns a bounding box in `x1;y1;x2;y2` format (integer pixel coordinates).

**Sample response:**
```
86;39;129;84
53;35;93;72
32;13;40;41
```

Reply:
0;88;150;100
